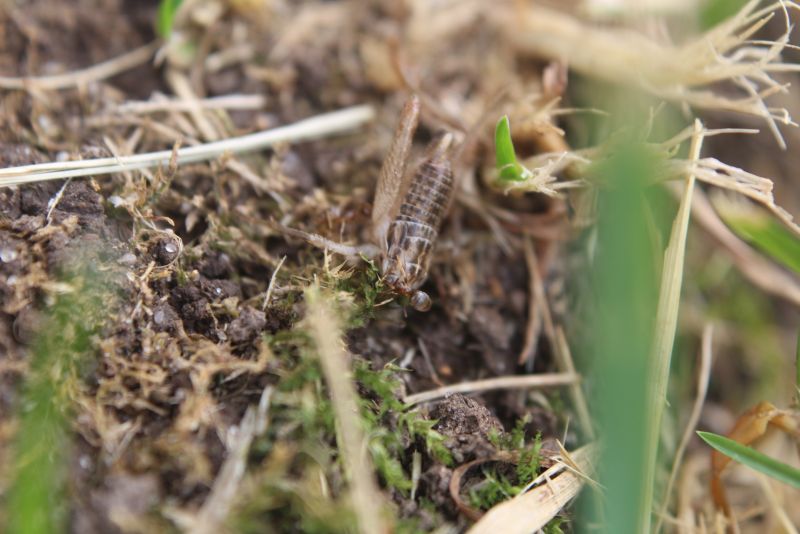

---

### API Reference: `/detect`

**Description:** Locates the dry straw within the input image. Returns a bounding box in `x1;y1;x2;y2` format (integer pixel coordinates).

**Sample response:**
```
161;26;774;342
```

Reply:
0;105;375;187
499;1;800;147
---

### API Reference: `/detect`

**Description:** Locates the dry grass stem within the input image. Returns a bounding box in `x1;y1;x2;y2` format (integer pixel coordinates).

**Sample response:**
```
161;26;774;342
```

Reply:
304;286;387;534
166;69;222;141
190;387;274;534
518;235;544;367
521;235;595;438
0;41;160;91
111;94;267;115
555;328;596;441
500;1;800;146
467;443;599;534
655;325;714;534
262;256;287;311
641;120;705;533
755;473;798;533
0;105;375;187
402;372;579;406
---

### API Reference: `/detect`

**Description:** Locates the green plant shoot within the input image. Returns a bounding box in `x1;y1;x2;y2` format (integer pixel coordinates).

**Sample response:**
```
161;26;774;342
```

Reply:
495;115;530;182
722;210;800;274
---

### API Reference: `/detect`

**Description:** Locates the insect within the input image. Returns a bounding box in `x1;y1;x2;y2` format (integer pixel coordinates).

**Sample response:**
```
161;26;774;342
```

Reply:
281;95;456;311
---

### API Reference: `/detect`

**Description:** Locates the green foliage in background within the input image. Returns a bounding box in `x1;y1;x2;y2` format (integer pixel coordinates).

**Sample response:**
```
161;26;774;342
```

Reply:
700;0;749;29
7;264;119;534
157;0;183;37
723;210;800;274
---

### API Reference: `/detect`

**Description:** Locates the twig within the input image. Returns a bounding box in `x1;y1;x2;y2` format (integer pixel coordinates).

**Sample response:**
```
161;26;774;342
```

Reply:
45;178;72;225
517;236;543;367
262;256;287;311
555;328;596;441
655;325;714;534
304;287;387;534
403;372;579;406
0;105;375;187
640;120;705;533
166;69;221;141
0;41;160;91
520;235;595;439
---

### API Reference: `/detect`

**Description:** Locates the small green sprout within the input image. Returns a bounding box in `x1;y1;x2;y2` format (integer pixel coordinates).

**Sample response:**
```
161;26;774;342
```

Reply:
495;115;531;182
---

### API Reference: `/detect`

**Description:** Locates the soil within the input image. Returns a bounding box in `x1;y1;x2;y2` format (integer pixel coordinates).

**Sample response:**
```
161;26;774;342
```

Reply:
1;1;798;533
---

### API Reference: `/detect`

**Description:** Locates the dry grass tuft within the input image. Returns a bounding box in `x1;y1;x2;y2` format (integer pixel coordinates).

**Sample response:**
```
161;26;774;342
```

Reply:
500;1;800;146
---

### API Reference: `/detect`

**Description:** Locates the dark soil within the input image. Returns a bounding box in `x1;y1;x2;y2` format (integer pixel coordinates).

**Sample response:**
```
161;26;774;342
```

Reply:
1;1;798;533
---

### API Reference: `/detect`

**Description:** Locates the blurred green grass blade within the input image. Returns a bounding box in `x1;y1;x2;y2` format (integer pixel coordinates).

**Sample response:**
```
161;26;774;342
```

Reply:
7;263;116;534
494;115;526;182
589;138;662;533
697;431;800;488
157;0;183;37
7;362;68;534
796;331;800;396
723;211;800;274
699;0;748;29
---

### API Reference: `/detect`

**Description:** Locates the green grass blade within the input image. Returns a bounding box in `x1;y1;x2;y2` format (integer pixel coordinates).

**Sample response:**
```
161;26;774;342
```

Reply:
697;431;800;489
722;210;800;274
157;0;183;38
494;115;526;182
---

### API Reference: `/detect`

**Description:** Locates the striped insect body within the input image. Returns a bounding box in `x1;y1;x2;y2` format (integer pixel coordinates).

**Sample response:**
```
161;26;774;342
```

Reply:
379;132;454;311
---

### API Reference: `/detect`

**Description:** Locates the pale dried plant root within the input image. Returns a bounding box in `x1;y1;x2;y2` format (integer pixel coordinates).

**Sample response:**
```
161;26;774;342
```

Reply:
498;1;800;146
402;372;580;406
0;105;375;187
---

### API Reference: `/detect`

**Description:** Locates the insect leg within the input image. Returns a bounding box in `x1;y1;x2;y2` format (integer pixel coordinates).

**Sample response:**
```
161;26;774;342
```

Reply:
276;223;381;261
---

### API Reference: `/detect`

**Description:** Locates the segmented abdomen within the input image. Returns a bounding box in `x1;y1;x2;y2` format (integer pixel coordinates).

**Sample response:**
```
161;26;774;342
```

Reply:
384;158;453;290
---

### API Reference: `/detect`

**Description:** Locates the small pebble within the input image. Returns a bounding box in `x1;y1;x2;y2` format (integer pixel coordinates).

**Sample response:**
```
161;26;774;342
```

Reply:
118;252;137;265
0;247;18;262
79;455;92;470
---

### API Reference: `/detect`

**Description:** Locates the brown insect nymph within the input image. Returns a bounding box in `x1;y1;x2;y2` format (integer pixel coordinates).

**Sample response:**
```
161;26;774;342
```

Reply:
281;95;455;311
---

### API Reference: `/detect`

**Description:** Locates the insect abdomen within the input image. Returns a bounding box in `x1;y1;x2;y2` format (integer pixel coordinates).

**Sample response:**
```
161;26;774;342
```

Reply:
383;156;453;291
397;158;453;232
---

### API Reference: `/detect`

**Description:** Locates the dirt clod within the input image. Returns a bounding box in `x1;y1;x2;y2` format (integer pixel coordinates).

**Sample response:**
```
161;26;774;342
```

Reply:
228;306;267;345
